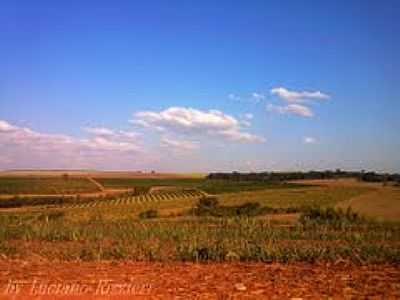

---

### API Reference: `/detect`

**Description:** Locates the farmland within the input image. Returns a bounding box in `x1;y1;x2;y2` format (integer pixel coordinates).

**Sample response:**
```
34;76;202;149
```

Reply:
0;176;100;195
94;177;306;194
0;173;399;298
0;176;398;263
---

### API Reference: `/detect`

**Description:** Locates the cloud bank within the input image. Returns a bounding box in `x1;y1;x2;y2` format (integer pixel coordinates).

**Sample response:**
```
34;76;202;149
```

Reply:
0;106;265;169
0;120;142;169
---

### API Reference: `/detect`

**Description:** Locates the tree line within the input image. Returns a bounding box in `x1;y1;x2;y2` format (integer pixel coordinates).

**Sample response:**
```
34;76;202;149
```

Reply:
206;170;400;183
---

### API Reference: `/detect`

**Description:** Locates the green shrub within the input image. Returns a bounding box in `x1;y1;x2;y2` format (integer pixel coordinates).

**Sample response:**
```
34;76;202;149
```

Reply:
197;196;219;208
193;198;273;217
133;186;151;196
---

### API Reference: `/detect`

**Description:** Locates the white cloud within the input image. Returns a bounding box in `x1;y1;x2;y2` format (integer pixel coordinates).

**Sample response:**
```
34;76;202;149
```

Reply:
131;107;265;144
271;87;330;103
160;137;199;150
134;107;238;131
251;92;265;102
119;130;140;139
84;127;140;140
129;119;165;132
284;104;314;117
81;136;139;152
303;136;317;144
83;127;115;136
267;103;314;117
267;86;329;118
0;120;18;132
0;120;142;169
218;129;266;143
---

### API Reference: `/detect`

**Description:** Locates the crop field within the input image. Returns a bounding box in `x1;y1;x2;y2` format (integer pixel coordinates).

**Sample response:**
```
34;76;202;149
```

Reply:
336;186;400;222
0;178;398;260
94;177;306;194
59;189;206;210
0;176;101;195
218;185;372;209
0;176;398;298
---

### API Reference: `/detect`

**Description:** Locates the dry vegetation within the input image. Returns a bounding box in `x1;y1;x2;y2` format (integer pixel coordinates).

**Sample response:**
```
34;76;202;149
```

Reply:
336;186;400;221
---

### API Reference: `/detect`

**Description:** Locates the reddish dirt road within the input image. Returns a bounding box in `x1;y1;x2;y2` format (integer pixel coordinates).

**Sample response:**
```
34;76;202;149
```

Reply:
0;260;398;299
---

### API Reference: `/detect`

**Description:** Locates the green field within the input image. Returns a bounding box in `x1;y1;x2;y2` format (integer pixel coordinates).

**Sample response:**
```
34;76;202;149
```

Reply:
0;177;100;195
0;178;399;263
94;177;307;194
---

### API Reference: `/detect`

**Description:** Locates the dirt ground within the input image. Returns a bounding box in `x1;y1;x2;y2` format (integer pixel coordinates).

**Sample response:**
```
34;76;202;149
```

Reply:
0;260;398;299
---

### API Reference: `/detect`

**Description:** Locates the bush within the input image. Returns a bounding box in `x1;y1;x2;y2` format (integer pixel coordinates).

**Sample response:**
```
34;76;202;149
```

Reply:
133;186;151;196
197;196;219;208
138;209;159;219
193;198;273;217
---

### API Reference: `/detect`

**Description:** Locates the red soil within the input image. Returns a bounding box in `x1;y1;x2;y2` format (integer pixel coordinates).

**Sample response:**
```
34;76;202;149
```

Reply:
0;260;398;299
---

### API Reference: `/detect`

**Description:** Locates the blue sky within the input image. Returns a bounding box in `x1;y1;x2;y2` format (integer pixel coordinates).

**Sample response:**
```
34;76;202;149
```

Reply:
0;0;399;172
